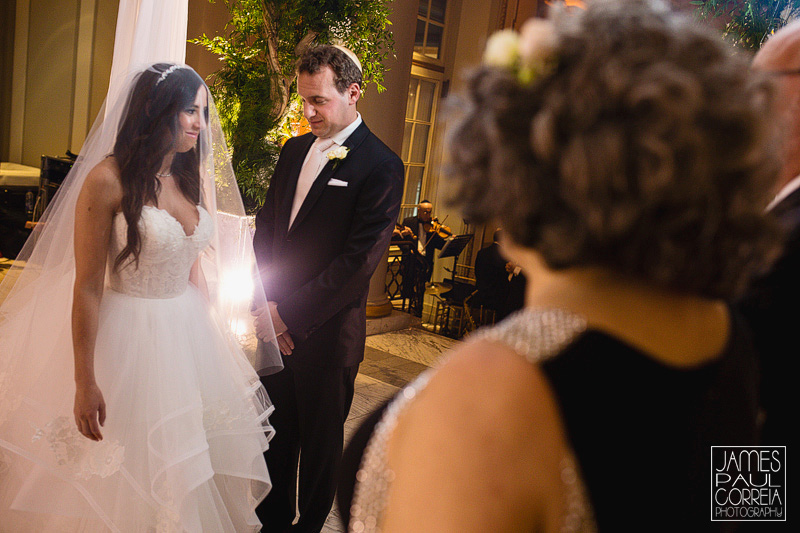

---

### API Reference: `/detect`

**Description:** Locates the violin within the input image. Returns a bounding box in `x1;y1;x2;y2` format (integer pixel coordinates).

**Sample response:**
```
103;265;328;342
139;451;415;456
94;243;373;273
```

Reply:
423;217;453;239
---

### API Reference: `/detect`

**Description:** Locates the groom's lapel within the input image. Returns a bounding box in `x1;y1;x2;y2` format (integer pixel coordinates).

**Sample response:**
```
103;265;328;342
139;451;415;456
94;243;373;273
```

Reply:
278;134;316;238
288;122;370;235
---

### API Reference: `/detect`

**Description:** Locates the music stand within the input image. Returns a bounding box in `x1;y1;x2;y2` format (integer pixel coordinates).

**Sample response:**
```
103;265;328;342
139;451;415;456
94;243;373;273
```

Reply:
438;233;473;284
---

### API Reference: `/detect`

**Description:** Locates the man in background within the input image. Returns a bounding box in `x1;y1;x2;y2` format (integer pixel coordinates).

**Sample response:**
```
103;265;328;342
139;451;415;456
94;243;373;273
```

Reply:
401;199;446;282
738;20;800;449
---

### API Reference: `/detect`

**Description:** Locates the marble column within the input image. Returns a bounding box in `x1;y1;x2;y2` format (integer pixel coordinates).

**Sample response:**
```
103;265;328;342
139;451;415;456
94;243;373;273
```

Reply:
361;0;416;317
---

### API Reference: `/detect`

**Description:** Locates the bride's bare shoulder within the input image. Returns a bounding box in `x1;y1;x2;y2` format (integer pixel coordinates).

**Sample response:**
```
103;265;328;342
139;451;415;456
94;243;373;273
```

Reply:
81;157;123;206
87;156;121;181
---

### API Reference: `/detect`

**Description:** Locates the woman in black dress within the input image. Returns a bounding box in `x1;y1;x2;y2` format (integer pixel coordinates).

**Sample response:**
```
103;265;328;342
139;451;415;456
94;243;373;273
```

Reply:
338;0;782;531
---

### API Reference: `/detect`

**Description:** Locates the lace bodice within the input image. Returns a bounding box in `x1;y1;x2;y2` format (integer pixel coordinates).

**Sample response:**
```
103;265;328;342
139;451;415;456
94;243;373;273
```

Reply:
108;205;212;298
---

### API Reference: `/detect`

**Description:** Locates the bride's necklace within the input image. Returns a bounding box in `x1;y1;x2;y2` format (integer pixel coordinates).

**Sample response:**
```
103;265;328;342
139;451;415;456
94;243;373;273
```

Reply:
156;170;172;178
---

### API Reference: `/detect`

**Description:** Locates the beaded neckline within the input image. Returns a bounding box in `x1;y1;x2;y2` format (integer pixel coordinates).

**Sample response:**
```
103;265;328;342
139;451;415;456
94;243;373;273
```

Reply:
470;306;588;363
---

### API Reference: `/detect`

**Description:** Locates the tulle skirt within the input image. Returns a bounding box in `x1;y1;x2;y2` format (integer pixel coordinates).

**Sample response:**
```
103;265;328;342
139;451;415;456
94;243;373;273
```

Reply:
0;285;273;532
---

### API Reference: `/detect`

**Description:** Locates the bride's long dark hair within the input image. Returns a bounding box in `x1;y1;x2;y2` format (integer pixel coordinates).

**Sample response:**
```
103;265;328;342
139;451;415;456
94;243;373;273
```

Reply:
113;63;206;270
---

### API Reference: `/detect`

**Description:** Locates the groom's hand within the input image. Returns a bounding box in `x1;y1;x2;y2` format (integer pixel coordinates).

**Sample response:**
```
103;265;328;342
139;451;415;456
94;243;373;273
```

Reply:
252;304;282;339
277;332;295;356
251;305;294;355
251;301;289;338
267;301;289;335
266;302;294;355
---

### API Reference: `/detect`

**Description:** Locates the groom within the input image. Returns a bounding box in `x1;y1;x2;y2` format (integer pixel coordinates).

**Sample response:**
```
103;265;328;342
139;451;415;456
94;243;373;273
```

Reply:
252;45;403;532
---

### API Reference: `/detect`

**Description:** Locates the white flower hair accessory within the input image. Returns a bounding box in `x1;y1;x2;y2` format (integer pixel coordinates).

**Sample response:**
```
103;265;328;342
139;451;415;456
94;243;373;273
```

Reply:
483;18;558;85
156;64;190;86
483;29;520;69
327;146;349;162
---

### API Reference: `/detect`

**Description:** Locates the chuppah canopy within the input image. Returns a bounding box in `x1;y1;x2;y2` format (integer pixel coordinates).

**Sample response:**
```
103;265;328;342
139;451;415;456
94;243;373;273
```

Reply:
105;0;188;117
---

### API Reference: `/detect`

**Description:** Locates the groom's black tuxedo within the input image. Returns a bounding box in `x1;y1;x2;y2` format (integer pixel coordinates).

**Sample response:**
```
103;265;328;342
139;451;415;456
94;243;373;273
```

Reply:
253;120;403;531
255;122;403;366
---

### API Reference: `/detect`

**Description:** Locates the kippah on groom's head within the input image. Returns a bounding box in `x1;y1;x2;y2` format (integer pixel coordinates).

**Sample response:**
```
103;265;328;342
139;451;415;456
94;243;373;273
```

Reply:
298;45;363;94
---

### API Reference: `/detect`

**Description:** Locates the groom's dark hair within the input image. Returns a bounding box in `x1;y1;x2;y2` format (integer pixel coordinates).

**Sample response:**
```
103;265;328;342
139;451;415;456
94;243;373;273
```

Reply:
297;45;362;94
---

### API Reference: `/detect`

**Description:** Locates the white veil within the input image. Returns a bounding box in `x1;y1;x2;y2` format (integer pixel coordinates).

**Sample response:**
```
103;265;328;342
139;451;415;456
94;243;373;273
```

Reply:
106;0;189;114
0;61;282;424
0;61;282;530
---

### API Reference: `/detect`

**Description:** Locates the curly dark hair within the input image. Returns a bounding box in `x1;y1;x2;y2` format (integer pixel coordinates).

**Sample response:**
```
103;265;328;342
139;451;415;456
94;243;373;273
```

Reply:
297;45;363;93
447;0;782;299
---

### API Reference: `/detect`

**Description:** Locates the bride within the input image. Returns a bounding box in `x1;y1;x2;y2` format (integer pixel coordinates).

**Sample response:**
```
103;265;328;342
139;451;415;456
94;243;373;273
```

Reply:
0;63;282;531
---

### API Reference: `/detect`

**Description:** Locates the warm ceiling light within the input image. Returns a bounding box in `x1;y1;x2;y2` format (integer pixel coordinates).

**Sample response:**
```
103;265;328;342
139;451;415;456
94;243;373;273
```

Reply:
546;0;586;8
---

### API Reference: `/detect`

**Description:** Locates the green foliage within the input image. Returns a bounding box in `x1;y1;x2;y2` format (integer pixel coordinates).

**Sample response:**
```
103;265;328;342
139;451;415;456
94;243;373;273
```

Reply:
192;0;395;212
692;0;800;50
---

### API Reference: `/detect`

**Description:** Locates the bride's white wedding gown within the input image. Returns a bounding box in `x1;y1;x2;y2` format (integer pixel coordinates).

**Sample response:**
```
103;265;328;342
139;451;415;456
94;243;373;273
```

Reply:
0;205;273;532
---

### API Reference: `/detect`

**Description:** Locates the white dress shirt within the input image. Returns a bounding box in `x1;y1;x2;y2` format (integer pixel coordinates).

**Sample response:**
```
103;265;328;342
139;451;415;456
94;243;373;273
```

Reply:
289;113;362;228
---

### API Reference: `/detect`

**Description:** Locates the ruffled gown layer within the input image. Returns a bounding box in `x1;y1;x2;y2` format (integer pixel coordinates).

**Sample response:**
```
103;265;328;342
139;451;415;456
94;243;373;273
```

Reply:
0;206;273;532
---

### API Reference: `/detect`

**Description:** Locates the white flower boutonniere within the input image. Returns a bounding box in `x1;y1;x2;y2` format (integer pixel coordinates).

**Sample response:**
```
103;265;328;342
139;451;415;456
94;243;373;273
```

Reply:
327;146;349;168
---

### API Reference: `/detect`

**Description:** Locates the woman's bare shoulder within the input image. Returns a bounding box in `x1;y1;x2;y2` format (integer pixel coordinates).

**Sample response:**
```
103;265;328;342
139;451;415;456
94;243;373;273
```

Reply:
410;338;565;446
381;339;572;531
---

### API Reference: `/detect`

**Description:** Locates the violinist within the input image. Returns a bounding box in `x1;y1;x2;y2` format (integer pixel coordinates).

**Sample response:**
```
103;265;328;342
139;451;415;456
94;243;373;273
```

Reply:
401;200;451;282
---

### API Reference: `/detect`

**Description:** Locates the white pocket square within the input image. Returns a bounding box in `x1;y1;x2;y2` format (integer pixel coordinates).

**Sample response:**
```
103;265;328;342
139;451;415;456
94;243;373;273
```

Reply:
327;178;348;187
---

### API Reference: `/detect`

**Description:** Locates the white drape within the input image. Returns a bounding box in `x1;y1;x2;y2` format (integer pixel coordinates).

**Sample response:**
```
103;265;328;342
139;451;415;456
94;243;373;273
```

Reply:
106;0;189;117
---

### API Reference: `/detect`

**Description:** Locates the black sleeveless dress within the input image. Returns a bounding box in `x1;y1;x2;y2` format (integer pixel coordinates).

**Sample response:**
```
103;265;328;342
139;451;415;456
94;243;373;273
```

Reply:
338;307;759;532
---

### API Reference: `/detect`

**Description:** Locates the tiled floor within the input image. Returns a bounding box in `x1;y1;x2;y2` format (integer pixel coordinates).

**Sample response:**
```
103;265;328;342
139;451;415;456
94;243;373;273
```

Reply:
322;325;458;532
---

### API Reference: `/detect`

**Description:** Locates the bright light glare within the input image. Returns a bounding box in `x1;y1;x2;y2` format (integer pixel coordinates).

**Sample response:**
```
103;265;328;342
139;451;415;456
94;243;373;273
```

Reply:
219;269;254;306
229;317;248;338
